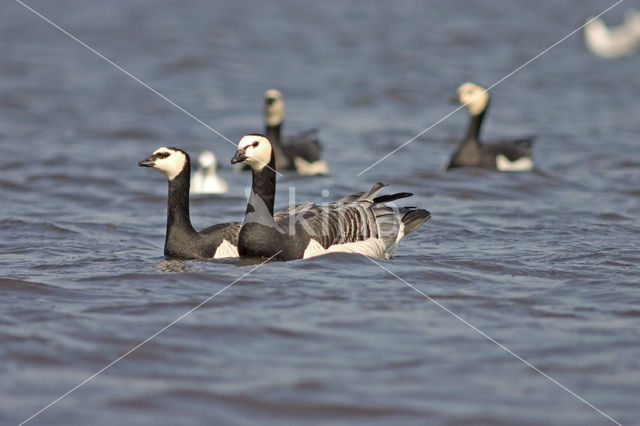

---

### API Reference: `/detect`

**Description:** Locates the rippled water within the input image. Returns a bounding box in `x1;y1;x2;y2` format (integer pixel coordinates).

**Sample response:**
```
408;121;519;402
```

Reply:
1;1;639;425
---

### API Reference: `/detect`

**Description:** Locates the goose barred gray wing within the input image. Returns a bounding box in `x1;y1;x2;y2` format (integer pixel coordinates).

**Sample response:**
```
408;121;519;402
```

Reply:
332;182;387;204
275;183;430;258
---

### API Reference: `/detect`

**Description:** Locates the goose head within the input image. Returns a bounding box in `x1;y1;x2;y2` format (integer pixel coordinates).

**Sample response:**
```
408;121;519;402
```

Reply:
198;151;217;171
583;17;610;45
138;147;188;180
453;82;489;116
231;134;273;171
263;89;284;127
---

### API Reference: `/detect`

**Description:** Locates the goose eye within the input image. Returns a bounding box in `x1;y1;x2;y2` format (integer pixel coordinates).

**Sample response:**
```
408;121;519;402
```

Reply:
156;152;170;159
251;141;260;148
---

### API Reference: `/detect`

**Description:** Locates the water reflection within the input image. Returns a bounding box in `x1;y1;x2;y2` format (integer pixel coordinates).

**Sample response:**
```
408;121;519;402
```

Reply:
156;259;187;272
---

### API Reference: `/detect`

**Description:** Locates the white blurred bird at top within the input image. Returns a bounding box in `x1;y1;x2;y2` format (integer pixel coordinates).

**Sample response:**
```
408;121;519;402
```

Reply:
190;151;229;194
583;10;640;58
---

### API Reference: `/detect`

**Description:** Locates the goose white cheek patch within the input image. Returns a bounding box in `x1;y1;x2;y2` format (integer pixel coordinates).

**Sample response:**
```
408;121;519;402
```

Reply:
458;85;489;116
153;148;186;181
238;135;272;171
264;89;284;126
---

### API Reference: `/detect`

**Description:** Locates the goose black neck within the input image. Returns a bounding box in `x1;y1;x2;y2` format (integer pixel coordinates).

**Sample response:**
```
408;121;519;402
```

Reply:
265;123;289;170
166;166;196;235
265;123;281;146
245;153;277;220
465;102;488;142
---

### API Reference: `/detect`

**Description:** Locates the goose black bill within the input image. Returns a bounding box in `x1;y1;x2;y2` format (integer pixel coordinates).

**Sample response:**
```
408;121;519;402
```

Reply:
231;149;247;164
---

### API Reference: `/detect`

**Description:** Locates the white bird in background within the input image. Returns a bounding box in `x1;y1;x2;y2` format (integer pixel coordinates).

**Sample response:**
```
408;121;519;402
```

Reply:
584;10;640;58
190;151;229;194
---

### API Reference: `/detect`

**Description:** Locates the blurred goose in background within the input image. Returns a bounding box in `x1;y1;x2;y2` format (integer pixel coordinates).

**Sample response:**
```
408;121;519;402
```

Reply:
230;134;429;261
263;89;328;175
584;10;640;58
190;151;228;194
446;82;534;171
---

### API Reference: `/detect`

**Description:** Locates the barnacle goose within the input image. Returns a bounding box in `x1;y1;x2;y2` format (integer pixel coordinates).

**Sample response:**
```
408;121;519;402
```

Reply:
584;11;640;58
190;151;229;194
446;82;534;171
230;134;430;261
138;147;239;259
263;89;329;175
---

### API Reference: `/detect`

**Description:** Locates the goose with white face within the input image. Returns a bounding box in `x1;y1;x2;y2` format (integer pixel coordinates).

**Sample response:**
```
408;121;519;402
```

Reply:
137;147;187;181
191;150;228;194
455;82;489;116
264;89;284;127
584;13;640;58
198;151;217;170
231;135;273;171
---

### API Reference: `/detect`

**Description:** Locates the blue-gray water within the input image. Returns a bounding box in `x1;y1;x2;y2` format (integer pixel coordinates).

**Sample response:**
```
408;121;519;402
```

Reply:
1;1;639;425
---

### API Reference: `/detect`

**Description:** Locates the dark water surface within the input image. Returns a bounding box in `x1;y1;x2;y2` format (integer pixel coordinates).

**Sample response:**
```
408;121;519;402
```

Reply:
1;1;639;425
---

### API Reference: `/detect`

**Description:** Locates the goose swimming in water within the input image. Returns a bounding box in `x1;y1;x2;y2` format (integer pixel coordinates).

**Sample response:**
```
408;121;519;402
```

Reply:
138;147;239;259
263;89;329;175
584;10;640;58
446;82;534;171
230;134;430;261
190;151;229;194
